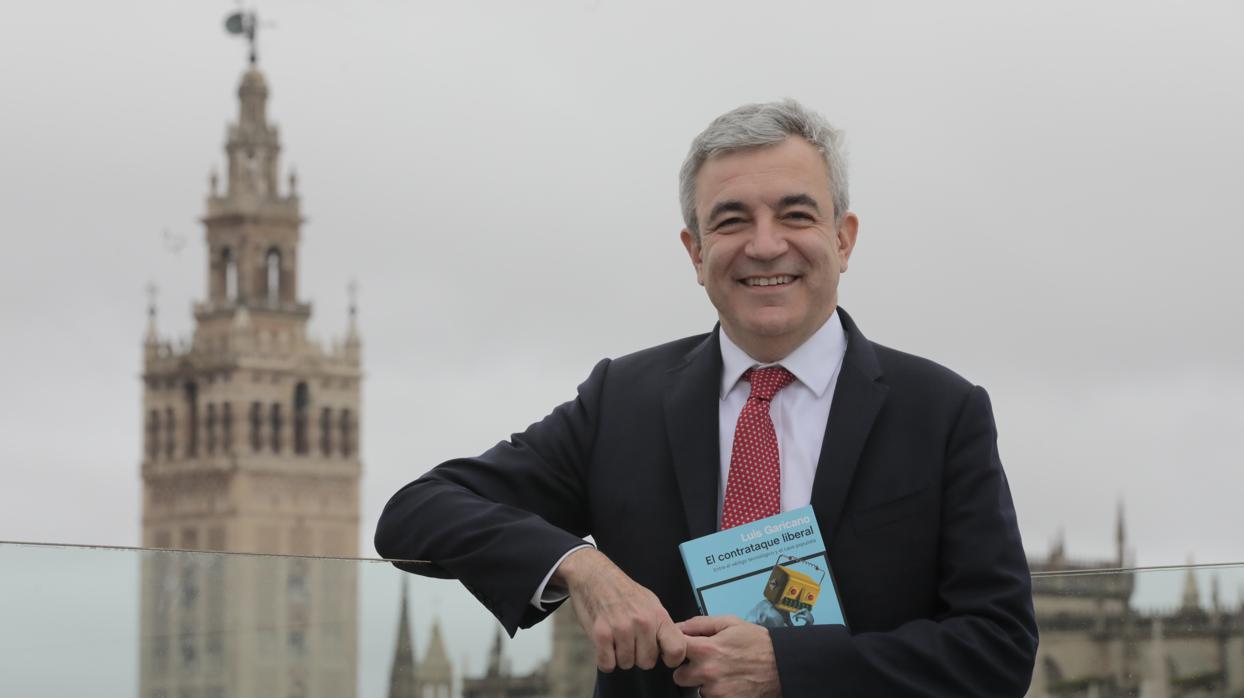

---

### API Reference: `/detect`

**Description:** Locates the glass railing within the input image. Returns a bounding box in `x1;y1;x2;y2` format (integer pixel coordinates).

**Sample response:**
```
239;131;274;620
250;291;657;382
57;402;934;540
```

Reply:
0;541;589;698
1;541;1240;697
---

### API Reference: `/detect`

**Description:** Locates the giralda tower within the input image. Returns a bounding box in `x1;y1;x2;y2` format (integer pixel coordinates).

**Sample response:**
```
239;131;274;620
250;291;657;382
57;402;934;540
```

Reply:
138;53;361;697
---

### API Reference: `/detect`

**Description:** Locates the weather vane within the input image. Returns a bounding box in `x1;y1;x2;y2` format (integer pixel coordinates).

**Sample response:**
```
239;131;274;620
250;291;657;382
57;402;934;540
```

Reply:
224;9;260;64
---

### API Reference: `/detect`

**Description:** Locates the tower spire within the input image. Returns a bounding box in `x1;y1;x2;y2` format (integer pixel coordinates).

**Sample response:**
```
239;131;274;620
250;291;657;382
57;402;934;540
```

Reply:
387;582;417;698
347;280;359;341
420;616;454;693
1049;527;1066;568
1115;499;1126;567
202;53;306;326
145;283;159;345
1180;555;1201;613
486;626;505;677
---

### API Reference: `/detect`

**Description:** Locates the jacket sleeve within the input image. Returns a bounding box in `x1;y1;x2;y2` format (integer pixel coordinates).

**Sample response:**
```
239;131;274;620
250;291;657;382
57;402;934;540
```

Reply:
770;386;1038;697
374;359;610;635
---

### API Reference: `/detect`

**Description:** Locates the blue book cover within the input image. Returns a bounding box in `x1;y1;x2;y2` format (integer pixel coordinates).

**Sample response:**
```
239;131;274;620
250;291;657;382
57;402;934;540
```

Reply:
678;506;847;630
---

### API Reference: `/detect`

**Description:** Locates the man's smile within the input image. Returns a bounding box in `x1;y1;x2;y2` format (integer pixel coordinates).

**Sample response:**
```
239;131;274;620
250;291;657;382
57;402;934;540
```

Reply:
739;274;799;288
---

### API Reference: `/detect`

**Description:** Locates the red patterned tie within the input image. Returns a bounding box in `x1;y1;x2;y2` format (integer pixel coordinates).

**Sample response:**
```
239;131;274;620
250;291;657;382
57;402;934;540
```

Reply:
721;366;796;530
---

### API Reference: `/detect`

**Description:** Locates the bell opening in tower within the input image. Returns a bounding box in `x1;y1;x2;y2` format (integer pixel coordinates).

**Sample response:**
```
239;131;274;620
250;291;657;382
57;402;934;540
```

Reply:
183;382;199;458
223;248;237;302
293;381;310;456
265;248;281;306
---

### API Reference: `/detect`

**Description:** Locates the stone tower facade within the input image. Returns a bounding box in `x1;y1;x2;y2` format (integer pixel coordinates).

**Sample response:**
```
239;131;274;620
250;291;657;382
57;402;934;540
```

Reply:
139;60;361;698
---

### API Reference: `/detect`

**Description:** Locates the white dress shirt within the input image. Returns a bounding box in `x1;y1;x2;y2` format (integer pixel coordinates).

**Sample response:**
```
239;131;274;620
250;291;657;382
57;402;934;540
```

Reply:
531;311;848;610
716;310;847;518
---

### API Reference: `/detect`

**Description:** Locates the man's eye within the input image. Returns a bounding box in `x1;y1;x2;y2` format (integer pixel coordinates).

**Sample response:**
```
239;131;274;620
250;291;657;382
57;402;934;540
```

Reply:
714;218;744;231
785;211;814;221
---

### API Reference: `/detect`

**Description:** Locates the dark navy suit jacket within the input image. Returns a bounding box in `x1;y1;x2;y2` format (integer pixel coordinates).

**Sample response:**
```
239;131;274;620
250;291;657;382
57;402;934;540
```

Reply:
375;309;1038;696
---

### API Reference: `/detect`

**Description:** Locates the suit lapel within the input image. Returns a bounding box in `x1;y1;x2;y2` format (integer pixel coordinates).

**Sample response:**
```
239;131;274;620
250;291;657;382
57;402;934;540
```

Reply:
663;330;723;541
810;308;889;547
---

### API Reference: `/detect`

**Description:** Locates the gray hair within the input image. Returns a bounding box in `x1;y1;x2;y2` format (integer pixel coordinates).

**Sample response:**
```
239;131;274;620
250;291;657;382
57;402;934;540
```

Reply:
679;99;849;240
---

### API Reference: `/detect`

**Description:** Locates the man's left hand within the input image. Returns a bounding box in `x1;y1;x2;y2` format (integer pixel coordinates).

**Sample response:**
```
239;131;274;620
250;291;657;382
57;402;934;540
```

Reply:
672;616;781;698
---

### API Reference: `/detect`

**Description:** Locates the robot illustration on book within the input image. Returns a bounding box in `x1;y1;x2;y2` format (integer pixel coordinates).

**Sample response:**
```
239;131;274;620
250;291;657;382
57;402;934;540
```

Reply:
744;554;826;629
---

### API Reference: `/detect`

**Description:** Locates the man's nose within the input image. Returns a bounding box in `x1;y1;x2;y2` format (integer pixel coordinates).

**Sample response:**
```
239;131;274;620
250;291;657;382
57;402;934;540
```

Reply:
746;215;788;260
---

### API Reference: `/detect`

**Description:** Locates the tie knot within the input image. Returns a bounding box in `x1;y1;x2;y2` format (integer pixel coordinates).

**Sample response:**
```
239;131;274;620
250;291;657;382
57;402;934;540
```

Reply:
745;366;795;402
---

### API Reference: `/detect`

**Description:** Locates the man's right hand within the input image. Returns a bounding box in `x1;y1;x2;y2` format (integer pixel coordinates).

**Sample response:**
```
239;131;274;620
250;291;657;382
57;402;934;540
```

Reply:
553;547;687;672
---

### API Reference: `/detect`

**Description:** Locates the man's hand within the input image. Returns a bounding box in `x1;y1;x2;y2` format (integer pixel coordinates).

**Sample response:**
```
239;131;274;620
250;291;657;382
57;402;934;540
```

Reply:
673;616;781;698
553;547;687;672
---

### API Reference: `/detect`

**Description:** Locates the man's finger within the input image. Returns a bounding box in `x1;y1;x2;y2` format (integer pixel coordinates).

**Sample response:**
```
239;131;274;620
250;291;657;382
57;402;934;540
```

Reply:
672;659;699;688
681;634;716;663
635;619;662;670
592;621;617;672
679;614;740;637
656;619;687;668
614;623;637;671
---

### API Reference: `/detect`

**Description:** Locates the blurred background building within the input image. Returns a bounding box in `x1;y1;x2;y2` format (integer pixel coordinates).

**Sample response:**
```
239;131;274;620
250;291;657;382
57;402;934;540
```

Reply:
1027;511;1244;697
384;591;595;698
138;48;363;697
385;582;453;698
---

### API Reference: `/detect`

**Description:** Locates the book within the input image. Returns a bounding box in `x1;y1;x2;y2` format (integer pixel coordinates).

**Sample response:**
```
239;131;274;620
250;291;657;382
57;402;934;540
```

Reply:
678;505;847;629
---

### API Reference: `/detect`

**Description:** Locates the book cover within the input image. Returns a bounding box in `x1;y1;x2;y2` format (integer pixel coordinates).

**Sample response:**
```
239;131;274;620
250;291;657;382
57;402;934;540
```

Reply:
678;506;846;630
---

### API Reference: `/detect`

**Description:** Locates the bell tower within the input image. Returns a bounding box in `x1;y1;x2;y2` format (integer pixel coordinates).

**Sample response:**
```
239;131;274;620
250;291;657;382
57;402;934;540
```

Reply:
139;53;361;697
199;63;312;349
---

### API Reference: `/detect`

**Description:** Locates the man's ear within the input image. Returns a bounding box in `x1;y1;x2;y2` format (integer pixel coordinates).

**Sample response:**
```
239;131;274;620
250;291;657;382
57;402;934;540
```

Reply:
680;228;706;286
836;213;859;273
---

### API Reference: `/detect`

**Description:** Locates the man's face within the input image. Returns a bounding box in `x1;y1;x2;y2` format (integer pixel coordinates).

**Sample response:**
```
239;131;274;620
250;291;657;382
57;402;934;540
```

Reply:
681;136;858;359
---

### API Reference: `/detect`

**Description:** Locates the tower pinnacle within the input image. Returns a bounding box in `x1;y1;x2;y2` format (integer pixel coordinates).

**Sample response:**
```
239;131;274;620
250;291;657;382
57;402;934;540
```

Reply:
145;284;158;333
1180;555;1201;613
422;618;452;681
1115;499;1126;567
200;60;306;328
387;582;417;698
347;280;360;341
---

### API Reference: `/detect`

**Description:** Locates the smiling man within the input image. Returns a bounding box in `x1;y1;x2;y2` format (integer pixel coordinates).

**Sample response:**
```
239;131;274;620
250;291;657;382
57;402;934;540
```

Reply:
681;135;856;365
376;100;1038;697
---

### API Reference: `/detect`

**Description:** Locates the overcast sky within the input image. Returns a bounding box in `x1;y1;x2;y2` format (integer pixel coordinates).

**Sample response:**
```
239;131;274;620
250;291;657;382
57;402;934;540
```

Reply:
2;0;1242;580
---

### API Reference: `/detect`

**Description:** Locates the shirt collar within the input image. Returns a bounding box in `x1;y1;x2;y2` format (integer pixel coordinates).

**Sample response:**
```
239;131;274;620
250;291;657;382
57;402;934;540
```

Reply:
718;309;846;400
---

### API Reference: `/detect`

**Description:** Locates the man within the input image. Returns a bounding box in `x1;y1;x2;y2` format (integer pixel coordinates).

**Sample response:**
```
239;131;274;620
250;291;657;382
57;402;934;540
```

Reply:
375;100;1037;696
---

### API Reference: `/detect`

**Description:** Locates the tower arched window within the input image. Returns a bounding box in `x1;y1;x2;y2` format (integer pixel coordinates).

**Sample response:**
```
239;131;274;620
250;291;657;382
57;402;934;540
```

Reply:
164;406;176;458
270;402;283;453
339;409;353;457
319;407;333;456
222;248;237;301
265;248;281;305
184;382;199;458
221;402;233;453
147;409;160;460
293;382;310;455
205;403;217;455
249;402;263;452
